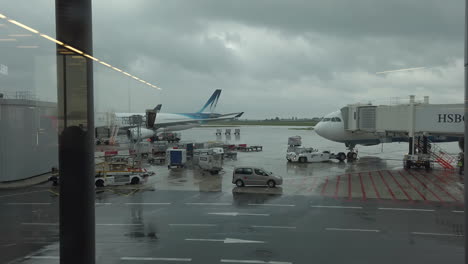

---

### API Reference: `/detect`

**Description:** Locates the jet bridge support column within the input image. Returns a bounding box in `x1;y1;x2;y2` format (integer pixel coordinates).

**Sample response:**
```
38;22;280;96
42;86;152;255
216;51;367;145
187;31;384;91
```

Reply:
422;136;428;154
408;137;413;155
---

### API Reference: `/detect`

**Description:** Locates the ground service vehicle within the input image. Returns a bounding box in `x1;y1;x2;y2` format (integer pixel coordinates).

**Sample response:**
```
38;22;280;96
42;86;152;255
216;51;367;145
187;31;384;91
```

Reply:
232;166;283;188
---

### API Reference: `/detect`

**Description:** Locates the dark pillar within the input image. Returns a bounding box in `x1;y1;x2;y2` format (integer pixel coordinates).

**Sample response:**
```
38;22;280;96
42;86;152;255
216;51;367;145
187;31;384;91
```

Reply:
56;1;95;263
408;137;413;155
464;0;468;263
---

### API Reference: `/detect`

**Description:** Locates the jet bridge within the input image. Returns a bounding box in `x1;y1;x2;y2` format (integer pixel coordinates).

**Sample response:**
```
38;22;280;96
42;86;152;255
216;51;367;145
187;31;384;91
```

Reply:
341;96;463;137
340;96;463;169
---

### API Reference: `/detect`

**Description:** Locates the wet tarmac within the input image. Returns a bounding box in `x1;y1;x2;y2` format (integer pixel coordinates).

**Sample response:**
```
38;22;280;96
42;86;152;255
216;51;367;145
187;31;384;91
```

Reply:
1;126;465;263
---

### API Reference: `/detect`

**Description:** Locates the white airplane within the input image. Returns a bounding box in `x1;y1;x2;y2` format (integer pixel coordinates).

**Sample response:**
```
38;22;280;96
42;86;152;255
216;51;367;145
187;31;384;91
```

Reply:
314;109;461;159
109;89;243;141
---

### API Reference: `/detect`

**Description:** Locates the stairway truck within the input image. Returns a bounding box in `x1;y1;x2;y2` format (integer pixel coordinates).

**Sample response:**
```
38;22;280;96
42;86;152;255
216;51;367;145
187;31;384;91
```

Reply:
166;149;187;169
403;154;432;170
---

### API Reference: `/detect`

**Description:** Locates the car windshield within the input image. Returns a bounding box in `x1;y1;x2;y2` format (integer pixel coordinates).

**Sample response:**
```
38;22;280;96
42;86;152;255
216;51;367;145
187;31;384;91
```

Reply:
0;1;465;264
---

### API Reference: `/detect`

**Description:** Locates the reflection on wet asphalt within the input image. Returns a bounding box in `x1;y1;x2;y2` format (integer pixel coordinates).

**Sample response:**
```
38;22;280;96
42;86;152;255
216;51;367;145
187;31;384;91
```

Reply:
1;127;464;263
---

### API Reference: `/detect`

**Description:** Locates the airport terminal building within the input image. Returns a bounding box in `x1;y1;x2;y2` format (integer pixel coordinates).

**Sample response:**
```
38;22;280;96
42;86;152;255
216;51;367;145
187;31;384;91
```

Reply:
0;97;58;181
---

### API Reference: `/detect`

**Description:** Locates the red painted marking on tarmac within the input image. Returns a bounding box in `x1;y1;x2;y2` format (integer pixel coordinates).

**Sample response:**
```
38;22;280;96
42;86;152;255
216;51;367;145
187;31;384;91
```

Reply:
359;173;367;201
368;172;381;200
347;174;352;200
321;177;329;196
407;171;443;202
386;171;412;202
307;177;319;192
425;171;464;196
397;171;427;202
417;171;460;202
334;175;341;199
377;171;397;200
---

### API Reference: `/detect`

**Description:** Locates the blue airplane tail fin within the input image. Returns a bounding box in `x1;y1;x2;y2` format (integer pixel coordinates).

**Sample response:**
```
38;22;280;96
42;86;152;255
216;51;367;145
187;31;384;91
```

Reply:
198;89;221;113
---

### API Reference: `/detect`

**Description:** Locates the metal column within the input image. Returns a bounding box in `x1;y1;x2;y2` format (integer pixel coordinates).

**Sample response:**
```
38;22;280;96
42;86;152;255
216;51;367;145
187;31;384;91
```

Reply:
408;137;413;155
464;0;468;263
56;0;95;263
422;136;428;154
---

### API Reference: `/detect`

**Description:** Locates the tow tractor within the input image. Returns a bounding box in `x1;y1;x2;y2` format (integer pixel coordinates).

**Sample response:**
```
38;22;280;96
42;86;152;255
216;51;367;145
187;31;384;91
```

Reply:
286;136;346;163
403;154;432;170
287;147;346;163
94;158;154;187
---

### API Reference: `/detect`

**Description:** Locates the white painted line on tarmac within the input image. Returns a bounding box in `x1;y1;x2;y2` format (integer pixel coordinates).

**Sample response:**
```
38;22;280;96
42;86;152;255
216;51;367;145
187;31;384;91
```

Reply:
248;204;295;207
169;224;217;227
208;212;270;216
251;225;296;229
25;256;59;259
186;238;265;244
311;205;362;209
221;259;292;264
185;238;224;242
95;203;112;205
125;203;171;205
7;202;51;205
22;222;142;227
185;203;231;206
121;257;192;261
378;207;435;212
1;243;16;247
0;190;46;199
326;228;380;233
22;223;58;226
411;232;463;237
453;210;464;213
97;224;143;226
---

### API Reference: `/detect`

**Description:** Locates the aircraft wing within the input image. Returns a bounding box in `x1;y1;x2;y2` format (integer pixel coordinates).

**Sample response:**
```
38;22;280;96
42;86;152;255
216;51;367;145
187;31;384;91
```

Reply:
154;112;243;129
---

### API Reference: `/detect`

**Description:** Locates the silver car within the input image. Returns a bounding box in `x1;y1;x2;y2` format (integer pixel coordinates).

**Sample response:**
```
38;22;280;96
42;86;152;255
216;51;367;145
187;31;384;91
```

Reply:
232;167;283;188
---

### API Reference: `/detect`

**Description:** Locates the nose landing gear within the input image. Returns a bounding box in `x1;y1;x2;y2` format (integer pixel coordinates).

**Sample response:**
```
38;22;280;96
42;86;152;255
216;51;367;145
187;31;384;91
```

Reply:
345;142;358;161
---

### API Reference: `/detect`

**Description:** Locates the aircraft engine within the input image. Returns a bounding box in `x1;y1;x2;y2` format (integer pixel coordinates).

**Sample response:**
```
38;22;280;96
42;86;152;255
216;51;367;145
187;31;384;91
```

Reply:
127;127;155;141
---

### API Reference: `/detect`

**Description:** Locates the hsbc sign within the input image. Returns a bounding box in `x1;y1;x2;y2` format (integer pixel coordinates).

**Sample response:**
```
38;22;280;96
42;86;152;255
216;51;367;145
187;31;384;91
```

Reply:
414;104;464;135
437;114;464;123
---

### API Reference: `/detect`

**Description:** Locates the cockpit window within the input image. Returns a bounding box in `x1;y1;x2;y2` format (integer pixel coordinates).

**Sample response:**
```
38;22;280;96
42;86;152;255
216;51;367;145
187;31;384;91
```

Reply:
331;117;337;122
323;118;331;122
335;117;341;122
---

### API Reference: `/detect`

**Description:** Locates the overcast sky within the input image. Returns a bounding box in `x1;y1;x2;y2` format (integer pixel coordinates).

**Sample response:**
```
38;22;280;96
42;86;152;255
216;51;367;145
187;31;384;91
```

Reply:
0;0;464;119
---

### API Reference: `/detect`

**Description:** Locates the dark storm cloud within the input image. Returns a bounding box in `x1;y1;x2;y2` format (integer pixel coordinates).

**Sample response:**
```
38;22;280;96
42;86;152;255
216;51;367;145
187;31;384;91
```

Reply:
0;0;464;118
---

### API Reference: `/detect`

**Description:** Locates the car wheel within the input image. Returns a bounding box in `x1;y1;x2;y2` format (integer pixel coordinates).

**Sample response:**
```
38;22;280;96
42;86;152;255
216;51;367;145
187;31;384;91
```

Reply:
267;180;276;188
235;180;244;187
95;179;104;188
131;177;140;185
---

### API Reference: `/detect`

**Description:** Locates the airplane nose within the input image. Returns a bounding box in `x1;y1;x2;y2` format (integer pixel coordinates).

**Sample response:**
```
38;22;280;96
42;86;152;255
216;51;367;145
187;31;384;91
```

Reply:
314;122;324;137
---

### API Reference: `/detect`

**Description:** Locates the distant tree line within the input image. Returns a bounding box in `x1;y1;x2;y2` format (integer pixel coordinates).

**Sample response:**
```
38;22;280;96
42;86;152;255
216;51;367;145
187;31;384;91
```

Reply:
263;117;321;121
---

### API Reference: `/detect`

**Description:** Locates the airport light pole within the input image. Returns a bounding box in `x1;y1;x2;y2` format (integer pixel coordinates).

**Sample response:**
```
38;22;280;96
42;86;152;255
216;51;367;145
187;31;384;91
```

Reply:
56;0;95;263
